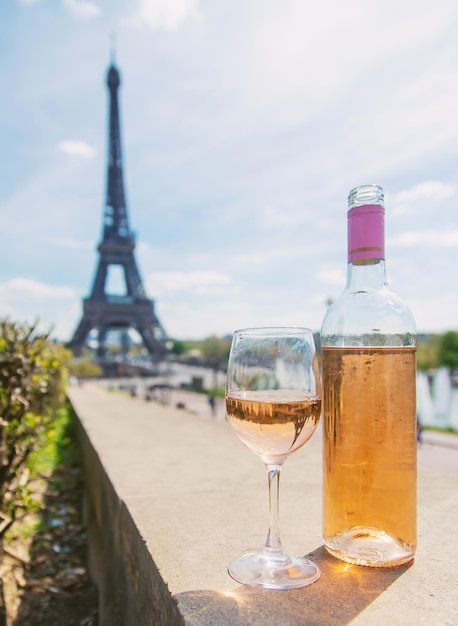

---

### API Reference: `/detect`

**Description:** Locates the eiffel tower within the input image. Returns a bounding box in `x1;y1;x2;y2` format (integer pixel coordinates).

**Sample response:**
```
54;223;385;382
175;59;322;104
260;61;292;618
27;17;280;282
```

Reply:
70;60;167;364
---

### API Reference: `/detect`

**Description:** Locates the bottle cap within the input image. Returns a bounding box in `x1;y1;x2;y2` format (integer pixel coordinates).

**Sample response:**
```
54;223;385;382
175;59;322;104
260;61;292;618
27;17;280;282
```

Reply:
347;204;385;262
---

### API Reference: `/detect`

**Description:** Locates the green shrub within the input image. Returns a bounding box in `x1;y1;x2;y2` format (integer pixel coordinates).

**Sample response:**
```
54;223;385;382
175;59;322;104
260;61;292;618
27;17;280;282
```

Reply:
0;318;71;538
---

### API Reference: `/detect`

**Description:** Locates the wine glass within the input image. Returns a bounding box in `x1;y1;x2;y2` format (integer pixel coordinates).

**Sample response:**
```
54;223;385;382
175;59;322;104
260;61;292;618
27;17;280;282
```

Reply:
225;327;322;589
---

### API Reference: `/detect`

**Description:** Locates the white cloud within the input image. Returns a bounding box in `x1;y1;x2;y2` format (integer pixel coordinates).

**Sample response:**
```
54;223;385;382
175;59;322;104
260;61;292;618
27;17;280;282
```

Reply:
57;140;96;159
318;266;347;286
130;0;201;30
146;271;232;296
234;242;322;267
49;238;95;250
62;0;101;18
390;181;455;216
0;279;80;338
263;205;295;228
0;278;77;301
389;229;458;247
0;279;79;338
235;253;267;267
408;290;458;333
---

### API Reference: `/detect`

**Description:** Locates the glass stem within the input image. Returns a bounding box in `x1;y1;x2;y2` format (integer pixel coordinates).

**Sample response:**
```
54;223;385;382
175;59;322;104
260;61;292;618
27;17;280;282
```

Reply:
264;464;283;555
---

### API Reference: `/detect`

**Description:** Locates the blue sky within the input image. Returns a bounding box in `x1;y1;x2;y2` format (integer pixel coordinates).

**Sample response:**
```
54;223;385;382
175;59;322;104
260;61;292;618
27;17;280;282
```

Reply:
1;0;458;341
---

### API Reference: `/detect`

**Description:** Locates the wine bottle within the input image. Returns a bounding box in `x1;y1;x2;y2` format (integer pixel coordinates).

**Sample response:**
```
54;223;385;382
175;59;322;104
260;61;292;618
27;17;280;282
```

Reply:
321;184;417;567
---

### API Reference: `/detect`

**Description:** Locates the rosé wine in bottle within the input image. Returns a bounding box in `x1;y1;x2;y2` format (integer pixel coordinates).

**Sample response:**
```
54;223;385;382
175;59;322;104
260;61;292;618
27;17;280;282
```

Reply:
320;184;417;567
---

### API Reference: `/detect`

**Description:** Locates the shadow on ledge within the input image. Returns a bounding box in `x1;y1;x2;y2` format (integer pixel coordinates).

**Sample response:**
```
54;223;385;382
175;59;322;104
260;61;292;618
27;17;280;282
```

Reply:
174;546;412;626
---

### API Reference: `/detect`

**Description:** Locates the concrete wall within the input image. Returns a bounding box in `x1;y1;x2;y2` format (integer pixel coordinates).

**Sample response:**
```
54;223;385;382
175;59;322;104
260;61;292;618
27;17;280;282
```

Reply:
76;418;185;626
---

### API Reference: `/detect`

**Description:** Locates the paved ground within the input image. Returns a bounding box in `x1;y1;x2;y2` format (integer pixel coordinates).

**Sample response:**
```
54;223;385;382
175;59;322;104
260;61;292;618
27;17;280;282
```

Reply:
157;389;458;477
104;383;458;477
417;429;458;476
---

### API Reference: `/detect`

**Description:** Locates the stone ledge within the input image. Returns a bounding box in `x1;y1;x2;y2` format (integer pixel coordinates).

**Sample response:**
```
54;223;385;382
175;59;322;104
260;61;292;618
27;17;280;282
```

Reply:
68;383;458;626
76;414;184;625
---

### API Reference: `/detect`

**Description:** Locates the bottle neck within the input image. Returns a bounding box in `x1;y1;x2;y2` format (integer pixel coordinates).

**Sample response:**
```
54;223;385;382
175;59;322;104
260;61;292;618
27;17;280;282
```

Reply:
320;185;416;346
345;258;388;292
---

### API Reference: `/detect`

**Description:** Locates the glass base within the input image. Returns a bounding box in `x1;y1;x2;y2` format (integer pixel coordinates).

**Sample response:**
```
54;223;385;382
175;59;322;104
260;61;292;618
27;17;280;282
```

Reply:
228;550;320;589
